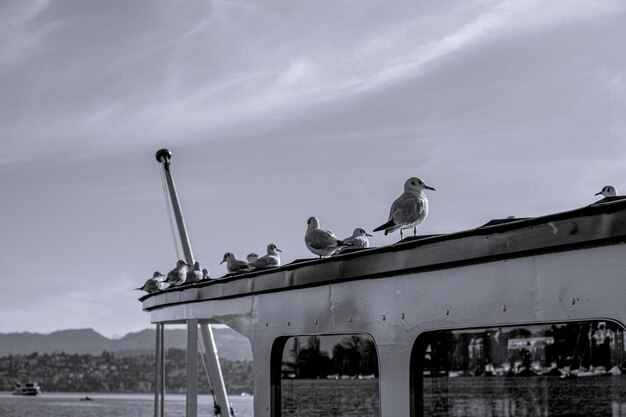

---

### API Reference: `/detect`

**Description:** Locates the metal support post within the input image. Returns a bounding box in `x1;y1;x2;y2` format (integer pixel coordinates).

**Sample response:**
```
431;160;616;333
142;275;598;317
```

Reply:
154;323;161;417
154;323;165;417
160;323;165;417
187;319;199;417
200;323;233;416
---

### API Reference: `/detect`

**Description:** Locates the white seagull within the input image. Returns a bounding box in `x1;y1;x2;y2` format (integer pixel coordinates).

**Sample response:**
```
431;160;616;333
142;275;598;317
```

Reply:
165;260;189;286
246;253;259;263
335;227;372;255
185;261;203;283
248;244;281;269
373;177;435;238
305;217;348;258
136;271;168;293
595;185;617;198
221;252;251;274
202;268;211;280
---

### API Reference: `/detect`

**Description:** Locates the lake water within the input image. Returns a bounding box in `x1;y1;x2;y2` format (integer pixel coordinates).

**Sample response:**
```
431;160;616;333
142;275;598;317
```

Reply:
423;375;626;417
0;393;253;417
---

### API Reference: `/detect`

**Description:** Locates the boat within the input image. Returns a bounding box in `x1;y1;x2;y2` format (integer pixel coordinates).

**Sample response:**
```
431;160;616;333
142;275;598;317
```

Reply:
12;382;41;396
80;395;94;401
141;150;626;417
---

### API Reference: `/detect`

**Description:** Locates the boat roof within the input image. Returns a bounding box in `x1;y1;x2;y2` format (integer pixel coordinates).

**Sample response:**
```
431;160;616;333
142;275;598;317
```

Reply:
141;196;626;311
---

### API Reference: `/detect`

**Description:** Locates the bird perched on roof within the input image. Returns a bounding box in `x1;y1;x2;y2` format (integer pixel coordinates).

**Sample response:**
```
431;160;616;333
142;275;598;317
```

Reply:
305;217;349;258
248;244;281;269
595;185;617;198
334;228;372;255
246;253;259;263
185;261;203;283
202;268;211;280
136;271;169;293
165;260;189;286
373;177;435;238
221;252;251;274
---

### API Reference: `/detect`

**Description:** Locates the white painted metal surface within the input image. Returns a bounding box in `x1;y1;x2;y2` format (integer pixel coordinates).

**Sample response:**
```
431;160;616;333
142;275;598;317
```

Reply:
146;242;626;417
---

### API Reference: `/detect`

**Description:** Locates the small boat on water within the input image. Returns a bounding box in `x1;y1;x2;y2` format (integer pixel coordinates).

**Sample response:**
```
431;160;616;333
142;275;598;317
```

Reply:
13;382;41;396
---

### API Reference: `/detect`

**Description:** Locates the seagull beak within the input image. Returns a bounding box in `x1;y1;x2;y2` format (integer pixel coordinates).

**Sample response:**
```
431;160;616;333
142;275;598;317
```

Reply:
365;233;373;237
426;185;436;191
220;259;225;265
594;191;602;196
276;248;282;252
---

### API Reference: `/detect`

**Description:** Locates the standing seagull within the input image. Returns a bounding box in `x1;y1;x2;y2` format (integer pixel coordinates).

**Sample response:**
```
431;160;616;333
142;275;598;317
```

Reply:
373;177;435;238
595;185;618;198
335;228;372;255
202;268;211;280
305;217;348;258
248;244;281;269
165;260;189;286
221;252;251;274
136;271;168;293
185;261;203;283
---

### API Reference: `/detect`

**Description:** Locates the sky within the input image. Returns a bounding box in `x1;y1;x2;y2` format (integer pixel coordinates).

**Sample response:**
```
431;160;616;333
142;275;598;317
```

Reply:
1;0;625;338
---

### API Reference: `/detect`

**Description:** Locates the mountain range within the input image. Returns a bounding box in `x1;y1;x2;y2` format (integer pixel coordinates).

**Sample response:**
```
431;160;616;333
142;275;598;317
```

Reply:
0;328;252;362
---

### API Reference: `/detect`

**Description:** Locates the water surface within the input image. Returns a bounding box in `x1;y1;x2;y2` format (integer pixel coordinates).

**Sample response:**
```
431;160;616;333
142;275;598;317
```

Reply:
0;392;253;417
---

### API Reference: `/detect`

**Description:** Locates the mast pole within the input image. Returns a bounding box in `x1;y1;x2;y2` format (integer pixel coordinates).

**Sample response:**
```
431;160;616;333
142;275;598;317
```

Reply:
156;149;194;264
155;149;232;416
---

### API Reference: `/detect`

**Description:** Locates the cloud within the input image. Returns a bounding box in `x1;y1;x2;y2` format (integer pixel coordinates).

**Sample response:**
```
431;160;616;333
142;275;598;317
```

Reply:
0;0;59;74
358;0;625;92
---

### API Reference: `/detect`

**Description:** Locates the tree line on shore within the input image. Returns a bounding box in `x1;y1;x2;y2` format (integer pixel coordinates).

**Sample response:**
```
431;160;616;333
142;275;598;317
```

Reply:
0;349;253;394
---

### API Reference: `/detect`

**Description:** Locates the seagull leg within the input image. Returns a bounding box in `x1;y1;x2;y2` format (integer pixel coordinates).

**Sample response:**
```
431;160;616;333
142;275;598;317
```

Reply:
400;229;403;239
414;226;417;236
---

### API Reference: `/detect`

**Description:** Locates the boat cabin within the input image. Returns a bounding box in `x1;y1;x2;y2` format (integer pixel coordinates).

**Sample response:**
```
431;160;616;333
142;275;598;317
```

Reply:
141;197;626;417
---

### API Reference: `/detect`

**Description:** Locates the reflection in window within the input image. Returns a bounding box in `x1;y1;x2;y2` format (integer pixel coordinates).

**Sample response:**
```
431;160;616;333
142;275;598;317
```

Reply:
277;334;379;417
413;321;626;417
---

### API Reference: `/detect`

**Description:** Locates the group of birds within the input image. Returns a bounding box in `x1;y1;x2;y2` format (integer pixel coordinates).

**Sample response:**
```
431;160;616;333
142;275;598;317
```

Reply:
220;243;282;273
138;177;619;294
304;176;436;257
136;260;210;293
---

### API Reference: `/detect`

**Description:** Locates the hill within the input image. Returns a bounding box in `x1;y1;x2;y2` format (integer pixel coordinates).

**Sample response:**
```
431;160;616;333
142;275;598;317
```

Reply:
0;327;252;362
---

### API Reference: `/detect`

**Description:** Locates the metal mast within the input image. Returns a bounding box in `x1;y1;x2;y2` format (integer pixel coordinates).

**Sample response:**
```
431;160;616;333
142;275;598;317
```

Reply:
155;149;232;417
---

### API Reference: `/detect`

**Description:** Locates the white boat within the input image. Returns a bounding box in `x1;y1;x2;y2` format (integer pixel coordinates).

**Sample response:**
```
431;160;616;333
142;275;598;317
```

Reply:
143;149;626;417
13;382;41;396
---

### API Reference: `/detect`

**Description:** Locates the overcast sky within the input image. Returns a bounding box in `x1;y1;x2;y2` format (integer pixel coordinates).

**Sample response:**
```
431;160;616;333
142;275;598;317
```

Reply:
1;0;625;338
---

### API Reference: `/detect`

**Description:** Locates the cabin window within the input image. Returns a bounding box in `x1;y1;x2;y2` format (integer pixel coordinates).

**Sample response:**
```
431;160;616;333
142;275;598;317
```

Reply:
411;320;626;417
272;334;380;417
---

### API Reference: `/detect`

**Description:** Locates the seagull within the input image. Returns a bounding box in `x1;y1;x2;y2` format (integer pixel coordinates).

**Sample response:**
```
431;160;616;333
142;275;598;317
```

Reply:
185;261;203;283
335;228;372;255
221;252;251;274
305;217;348;258
246;253;259;263
373;176;435;238
248;244;281;269
202;268;211;280
165;260;189;286
595;185;617;197
135;271;168;293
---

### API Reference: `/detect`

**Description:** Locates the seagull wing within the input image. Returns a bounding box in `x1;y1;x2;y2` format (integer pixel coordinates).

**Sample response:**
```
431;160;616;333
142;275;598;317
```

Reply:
389;192;421;225
249;255;272;268
307;229;338;249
